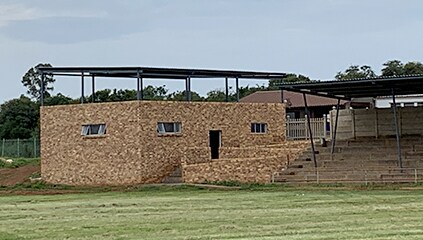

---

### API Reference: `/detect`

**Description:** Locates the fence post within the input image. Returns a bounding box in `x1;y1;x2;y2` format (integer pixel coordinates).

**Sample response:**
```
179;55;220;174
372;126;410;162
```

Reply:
33;137;37;158
1;138;4;157
323;114;328;138
286;116;290;140
17;138;20;157
415;169;418;184
304;115;308;140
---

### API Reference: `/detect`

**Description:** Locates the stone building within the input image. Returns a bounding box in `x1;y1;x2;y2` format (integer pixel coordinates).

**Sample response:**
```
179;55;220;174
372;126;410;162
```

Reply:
41;100;307;185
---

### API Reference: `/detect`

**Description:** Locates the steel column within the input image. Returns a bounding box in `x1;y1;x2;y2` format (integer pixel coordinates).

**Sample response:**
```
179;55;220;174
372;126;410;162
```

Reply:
80;72;84;104
235;77;239;102
91;75;95;103
303;93;317;169
225;77;229;102
40;72;45;106
280;88;284;103
136;69;142;100
331;98;341;155
185;77;192;101
392;88;402;168
188;77;192;101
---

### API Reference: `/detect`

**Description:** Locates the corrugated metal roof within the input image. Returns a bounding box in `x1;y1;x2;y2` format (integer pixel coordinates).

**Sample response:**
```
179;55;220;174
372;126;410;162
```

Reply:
240;90;347;107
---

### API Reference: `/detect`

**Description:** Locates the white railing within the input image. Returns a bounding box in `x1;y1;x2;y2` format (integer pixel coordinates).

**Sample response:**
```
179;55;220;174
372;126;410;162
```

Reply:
272;168;423;184
286;115;328;140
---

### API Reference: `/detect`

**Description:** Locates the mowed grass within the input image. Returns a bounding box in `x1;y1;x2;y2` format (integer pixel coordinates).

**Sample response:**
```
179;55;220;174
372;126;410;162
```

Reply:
1;186;423;239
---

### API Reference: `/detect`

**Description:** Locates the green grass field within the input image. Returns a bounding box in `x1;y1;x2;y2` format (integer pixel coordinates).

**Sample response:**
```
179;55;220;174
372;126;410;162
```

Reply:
1;186;423;239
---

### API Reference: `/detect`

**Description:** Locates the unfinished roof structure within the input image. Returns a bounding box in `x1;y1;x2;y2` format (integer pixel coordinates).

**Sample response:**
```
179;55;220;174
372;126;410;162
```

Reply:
240;90;346;107
280;75;423;100
37;66;287;105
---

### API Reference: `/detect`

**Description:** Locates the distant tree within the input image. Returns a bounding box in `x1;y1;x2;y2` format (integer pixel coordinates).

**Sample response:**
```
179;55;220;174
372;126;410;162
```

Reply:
167;90;204;101
335;65;377;80
44;93;73;106
381;60;423;76
206;89;227;102
142;85;168;100
238;85;267;99
403;61;423;75
110;89;137;101
22;63;55;100
381;60;404;76
0;95;39;139
269;74;311;88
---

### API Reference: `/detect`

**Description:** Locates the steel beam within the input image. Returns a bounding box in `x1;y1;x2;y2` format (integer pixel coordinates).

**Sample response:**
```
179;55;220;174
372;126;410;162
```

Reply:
40;72;45;106
91;75;95;103
185;77;192;101
303;93;317;169
392;88;402;168
136;69;142;100
236;77;239;102
81;72;84;104
225;77;229;102
330;98;341;156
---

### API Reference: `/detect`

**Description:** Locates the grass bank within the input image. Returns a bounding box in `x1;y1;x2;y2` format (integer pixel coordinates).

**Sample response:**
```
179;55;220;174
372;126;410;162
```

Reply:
1;187;423;239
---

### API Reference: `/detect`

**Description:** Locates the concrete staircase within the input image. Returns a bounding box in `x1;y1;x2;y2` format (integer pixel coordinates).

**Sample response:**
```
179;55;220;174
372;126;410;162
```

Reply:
162;166;183;183
273;136;423;184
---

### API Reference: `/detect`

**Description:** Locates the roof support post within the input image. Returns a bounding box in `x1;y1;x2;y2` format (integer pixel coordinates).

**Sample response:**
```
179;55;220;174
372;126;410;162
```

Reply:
391;88;402;168
185;77;191;101
80;72;84;104
225;77;229;102
137;69;143;100
330;98;341;157
40;72;45;106
91;75;95;103
235;77;239;102
280;88;284;103
303;93;318;170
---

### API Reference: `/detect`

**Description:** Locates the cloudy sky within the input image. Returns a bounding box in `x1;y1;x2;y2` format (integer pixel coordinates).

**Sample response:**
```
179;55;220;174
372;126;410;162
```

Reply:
1;0;423;102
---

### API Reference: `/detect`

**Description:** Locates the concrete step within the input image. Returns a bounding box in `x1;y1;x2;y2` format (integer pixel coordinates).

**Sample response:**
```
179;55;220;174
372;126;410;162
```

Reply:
162;166;183;183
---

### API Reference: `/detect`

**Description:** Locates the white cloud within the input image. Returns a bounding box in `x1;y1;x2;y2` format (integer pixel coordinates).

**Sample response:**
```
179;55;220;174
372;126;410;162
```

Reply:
0;3;107;27
0;4;38;27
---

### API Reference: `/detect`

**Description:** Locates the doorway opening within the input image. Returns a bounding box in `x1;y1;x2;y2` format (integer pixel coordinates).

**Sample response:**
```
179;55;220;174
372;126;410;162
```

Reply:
209;130;222;159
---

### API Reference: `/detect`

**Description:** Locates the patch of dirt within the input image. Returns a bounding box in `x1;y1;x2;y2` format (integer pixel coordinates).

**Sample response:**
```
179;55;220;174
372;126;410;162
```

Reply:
0;165;40;186
0;189;85;196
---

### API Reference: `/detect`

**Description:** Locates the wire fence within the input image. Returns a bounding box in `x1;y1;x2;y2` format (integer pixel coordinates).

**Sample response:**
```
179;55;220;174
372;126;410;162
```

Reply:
0;138;40;158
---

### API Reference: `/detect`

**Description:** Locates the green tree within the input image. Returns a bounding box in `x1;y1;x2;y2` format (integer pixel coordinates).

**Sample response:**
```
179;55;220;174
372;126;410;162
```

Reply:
22;63;55;100
381;60;423;76
0;95;39;139
167;90;204;101
206;89;228;102
142;85;168;100
269;74;311;88
238;85;267;99
403;61;423;75
44;93;73;106
335;65;377;80
381;60;404;76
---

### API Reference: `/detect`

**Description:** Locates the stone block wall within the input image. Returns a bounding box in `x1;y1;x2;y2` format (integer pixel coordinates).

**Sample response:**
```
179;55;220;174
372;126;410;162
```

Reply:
183;156;286;183
182;141;309;183
330;107;423;140
41;100;286;185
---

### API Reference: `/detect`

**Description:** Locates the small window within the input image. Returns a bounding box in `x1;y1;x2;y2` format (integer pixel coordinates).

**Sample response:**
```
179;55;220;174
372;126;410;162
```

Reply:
81;124;107;136
157;122;182;134
251;123;267;134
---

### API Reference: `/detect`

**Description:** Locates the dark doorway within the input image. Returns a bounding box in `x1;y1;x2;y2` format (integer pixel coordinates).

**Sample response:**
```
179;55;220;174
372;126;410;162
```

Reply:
209;130;221;159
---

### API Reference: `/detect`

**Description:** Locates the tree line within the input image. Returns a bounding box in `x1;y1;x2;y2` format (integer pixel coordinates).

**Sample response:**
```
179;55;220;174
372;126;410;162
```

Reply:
1;60;422;139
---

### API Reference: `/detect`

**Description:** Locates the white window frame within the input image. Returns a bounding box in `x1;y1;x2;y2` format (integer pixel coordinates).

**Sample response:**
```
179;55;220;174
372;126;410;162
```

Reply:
81;124;107;136
251;122;267;134
157;122;182;135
